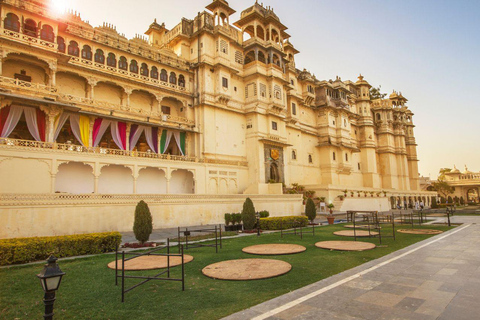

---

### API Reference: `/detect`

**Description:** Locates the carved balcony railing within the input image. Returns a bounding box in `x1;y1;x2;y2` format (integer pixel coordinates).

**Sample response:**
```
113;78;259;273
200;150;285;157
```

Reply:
0;138;248;167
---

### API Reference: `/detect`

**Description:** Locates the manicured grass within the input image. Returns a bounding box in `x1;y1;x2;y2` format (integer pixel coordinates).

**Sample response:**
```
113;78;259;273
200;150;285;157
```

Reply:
0;223;454;319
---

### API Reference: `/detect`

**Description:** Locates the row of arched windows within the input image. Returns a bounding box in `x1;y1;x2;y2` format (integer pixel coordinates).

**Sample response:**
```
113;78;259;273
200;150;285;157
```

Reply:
58;39;185;87
4;13;55;42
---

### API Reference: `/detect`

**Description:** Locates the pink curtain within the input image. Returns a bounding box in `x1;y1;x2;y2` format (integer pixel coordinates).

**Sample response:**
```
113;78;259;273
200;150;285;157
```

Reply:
111;121;127;150
144;126;158;153
129;125;145;151
0;105;23;138
92;118;111;147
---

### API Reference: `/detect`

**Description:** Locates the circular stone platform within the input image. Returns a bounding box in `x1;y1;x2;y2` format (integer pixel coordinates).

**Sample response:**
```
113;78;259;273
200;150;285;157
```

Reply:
333;230;379;237
242;244;306;255
427;214;447;217
202;259;292;280
397;229;443;235
107;255;194;271
344;224;372;229
315;241;376;251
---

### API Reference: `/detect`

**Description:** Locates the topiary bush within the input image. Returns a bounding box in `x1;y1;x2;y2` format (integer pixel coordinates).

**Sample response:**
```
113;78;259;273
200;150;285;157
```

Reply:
460;196;465;205
241;198;256;230
305;198;316;223
259;210;270;218
259;216;308;230
224;213;232;226
133;200;153;244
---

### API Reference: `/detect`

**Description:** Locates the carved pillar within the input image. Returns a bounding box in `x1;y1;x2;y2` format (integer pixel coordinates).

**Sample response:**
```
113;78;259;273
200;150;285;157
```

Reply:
166;178;170;194
154;93;164;116
0;48;9;76
123;86;133;110
48;61;57;86
132;167;138;194
254;48;258;61
126;123;131;151
166;170;171;194
87;77;98;99
40;105;62;142
254;21;257;37
94;175;99;193
89;116;95;147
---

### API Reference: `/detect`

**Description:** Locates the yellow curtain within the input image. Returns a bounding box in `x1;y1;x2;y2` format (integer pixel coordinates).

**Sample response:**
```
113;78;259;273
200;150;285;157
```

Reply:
79;115;90;147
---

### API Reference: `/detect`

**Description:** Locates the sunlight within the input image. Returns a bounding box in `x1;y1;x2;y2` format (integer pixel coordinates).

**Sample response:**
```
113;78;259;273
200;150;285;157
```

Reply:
50;0;70;15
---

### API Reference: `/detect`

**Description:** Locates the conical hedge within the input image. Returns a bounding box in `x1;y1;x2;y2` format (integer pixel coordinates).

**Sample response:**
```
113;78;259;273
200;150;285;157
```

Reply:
133;200;153;244
305;198;316;223
241;197;256;230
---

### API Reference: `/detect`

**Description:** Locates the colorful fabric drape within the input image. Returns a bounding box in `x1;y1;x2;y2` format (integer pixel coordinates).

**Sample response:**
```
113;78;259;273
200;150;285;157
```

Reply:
0;105;23;138
23;107;46;142
0;105;10;136
173;131;186;156
144;126;158;153
53;112;70;141
160;129;167;153
129;124;145;151
111;121;127;150
69;114;90;147
92;118;111;147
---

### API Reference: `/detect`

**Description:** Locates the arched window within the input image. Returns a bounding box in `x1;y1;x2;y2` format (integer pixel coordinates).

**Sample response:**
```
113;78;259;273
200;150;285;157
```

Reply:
169;72;177;85
81;45;92;60
376;113;381;121
160;69;167;82
140;63;148;76
308;154;313;163
118;56;127;70
178;75;185;87
40;24;54;42
150;66;158;79
333;152;336;161
23;19;37;37
107;53;116;67
244;51;255;65
345;153;348;161
57;36;65;53
67;41;79;56
257;51;266;63
4;13;20;32
94;49;105;64
292;150;296;160
130;60;138;73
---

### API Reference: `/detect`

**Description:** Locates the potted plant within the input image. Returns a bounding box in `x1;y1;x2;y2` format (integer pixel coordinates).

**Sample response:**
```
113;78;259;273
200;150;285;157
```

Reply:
382;190;387;197
363;191;368;197
327;203;335;225
343;189;348;197
338;194;344;201
350;191;354;197
357;191;361;197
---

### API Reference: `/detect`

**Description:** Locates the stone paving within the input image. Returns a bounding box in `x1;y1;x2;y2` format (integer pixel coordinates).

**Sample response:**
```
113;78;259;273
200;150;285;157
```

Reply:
223;216;480;320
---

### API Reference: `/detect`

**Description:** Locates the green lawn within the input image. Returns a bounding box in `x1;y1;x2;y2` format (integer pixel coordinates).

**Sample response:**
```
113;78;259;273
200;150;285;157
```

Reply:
0;223;454;319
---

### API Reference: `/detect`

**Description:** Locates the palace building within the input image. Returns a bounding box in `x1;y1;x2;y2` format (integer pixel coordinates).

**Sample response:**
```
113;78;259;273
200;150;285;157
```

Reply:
0;0;434;238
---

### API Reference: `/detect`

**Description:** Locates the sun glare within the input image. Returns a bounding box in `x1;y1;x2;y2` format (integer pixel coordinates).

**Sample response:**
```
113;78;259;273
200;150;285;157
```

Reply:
50;0;70;15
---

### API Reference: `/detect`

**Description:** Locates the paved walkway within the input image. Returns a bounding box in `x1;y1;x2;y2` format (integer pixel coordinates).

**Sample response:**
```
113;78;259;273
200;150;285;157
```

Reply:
224;216;480;320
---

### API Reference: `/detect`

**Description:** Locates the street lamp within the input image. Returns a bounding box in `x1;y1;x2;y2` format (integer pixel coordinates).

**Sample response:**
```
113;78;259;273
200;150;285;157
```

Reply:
256;212;261;236
37;255;65;320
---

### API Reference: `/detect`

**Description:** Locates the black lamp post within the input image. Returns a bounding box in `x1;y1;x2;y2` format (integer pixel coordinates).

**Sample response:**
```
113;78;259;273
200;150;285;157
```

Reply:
37;255;65;320
256;212;261;236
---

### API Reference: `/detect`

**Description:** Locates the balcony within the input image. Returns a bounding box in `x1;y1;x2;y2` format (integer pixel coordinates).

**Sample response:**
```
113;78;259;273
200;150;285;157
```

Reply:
1;28;58;52
0;138;248;167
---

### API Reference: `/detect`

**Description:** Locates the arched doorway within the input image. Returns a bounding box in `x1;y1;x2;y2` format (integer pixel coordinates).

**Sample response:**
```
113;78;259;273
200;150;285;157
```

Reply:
467;188;479;203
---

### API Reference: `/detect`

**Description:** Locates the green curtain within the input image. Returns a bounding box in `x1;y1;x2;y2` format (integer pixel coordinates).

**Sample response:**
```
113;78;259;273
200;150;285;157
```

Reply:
180;132;186;155
160;129;167;153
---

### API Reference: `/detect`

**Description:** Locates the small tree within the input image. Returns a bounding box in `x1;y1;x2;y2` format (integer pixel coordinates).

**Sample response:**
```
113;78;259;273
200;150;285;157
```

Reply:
133;200;153;244
460;196;465;205
305;198;316;223
241;197;256;230
447;196;453;204
432;180;454;200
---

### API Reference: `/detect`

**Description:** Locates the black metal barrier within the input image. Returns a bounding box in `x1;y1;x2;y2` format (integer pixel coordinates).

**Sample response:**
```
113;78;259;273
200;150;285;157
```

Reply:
280;221;315;239
347;210;396;244
115;239;185;302
177;225;222;253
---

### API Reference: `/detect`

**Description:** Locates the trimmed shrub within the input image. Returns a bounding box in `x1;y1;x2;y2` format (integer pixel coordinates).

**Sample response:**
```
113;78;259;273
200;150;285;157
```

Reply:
233;213;242;225
133;200;153;244
259;210;270;218
259;216;308;230
0;232;121;266
447;196;453;204
305;198;316;223
460;196;465;205
431;197;438;208
224;213;232;225
241;198;256;230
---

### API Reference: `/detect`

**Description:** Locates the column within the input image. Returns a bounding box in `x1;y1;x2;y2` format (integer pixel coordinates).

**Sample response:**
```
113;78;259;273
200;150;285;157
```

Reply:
94;175;99;193
87;77;98;99
123;86;133;110
48;61;57;86
40;105;62;142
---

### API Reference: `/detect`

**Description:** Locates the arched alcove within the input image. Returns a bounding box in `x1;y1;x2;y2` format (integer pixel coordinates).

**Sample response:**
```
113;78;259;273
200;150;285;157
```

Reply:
219;179;228;194
137;167;166;194
170;169;194;194
55;162;94;194
98;165;133;194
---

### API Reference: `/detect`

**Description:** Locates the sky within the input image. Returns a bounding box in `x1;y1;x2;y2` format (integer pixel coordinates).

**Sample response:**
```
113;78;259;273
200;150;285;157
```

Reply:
50;0;480;178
